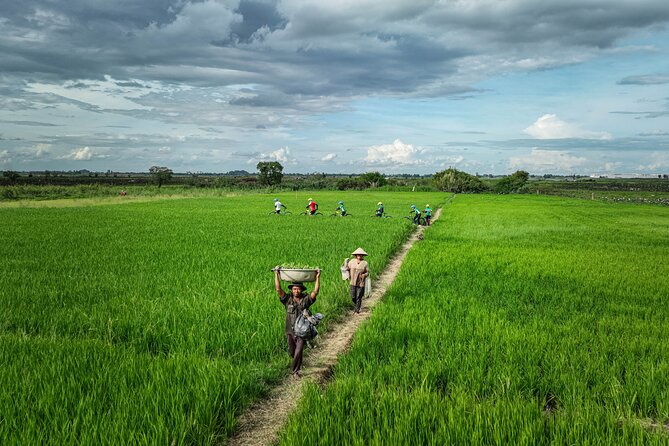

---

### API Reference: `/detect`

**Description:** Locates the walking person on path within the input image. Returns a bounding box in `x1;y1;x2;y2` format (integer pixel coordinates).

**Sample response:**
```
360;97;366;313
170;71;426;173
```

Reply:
274;268;321;378
346;248;369;314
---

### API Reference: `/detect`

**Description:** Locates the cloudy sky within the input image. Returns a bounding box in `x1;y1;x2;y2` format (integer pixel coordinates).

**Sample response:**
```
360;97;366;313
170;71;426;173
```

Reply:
1;0;669;175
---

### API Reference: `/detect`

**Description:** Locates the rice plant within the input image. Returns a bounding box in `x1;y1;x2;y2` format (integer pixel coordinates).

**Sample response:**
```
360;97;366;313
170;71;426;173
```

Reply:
279;194;669;445
0;191;446;444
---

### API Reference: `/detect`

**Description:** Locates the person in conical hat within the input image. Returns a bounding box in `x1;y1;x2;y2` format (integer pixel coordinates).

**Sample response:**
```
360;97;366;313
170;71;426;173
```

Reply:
346;248;369;313
274;267;321;378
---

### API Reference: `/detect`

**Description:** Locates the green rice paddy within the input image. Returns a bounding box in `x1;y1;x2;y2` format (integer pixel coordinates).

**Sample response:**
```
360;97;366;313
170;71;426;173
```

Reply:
0;191;443;444
279;194;669;445
2;192;668;444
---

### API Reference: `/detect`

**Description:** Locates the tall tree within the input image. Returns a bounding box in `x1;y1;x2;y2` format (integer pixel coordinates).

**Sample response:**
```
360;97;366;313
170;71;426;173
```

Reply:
149;166;173;188
360;171;387;188
494;170;530;194
256;161;284;186
2;170;20;184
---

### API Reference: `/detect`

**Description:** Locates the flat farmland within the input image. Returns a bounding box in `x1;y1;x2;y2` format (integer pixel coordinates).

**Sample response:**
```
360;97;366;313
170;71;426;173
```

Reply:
280;195;669;445
0;191;446;444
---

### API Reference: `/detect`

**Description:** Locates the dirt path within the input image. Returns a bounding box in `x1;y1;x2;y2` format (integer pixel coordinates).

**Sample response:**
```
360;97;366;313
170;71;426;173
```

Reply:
226;207;443;446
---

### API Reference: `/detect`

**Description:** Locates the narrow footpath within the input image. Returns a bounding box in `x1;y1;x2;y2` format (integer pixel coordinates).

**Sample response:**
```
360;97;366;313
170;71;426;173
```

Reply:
226;207;443;446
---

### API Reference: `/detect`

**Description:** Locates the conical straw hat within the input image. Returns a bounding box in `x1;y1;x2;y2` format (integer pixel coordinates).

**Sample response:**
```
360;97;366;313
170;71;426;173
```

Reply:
351;247;368;256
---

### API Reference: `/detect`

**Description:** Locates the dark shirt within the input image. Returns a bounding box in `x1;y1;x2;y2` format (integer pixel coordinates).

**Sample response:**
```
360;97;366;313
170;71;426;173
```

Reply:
280;292;314;335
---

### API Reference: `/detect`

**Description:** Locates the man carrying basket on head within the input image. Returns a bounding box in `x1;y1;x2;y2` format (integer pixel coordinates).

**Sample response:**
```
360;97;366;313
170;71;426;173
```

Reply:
274;268;321;378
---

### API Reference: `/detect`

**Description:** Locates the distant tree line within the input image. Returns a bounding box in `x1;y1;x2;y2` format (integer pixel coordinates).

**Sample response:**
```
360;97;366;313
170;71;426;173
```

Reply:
3;165;669;198
433;168;530;194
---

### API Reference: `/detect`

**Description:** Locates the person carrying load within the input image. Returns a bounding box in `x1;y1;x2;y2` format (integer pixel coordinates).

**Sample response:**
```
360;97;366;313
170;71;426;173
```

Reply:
273;198;287;214
345;248;369;314
274;268;321;378
375;201;384;217
424;204;433;226
306;198;319;215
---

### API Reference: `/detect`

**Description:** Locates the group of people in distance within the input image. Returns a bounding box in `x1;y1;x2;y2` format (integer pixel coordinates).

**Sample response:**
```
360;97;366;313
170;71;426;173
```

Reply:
271;200;436;378
273;247;369;378
411;204;433;225
272;198;432;224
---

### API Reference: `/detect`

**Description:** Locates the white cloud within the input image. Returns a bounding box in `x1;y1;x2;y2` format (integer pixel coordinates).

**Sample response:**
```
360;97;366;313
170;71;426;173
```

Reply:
524;114;611;140
27;79;155;111
509;148;587;172
68;146;93;161
364;139;424;165
602;162;624;172
637;152;669;171
444;155;464;164
16;144;51;160
34;144;51;158
251;147;293;165
0;150;11;165
322;153;337;161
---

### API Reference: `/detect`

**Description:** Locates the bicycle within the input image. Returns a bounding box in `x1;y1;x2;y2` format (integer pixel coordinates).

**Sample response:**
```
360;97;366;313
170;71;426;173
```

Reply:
371;213;392;218
299;211;323;216
330;211;352;217
268;210;292;216
404;215;427;226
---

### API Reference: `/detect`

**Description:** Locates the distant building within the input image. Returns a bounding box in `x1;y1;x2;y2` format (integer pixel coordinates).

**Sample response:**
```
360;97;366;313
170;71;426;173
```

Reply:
590;173;663;179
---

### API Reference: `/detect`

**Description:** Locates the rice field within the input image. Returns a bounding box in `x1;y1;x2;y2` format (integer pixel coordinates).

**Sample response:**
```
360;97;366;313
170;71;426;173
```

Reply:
279;194;669;445
0;191;446;444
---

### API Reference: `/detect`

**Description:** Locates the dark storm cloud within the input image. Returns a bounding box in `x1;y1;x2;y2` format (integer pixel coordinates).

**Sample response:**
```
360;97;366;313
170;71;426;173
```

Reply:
2;0;669;106
423;0;669;48
230;0;287;42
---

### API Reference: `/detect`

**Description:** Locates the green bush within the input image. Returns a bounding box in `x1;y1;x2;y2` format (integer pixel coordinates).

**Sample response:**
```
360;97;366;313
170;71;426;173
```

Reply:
433;168;488;193
494;170;530;194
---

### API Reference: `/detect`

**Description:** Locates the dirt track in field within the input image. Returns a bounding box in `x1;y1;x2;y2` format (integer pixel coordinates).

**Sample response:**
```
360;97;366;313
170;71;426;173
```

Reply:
225;207;443;446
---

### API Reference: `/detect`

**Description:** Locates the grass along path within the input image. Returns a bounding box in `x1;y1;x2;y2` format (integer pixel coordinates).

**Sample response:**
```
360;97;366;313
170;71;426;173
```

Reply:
226;207;444;446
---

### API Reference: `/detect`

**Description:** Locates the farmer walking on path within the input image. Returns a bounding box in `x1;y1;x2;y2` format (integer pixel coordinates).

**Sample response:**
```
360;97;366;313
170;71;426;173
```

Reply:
346;248;369;314
274;268;320;378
